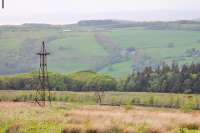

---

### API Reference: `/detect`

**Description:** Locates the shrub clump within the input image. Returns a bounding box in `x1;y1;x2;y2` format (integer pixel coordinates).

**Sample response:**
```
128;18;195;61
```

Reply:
179;123;199;130
62;125;125;133
62;125;82;133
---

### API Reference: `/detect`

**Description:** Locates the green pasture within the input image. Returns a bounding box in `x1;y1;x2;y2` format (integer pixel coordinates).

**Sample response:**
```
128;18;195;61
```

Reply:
1;26;200;77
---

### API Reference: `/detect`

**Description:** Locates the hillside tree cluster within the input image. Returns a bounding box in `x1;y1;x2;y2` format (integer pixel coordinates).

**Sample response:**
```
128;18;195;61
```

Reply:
120;62;200;93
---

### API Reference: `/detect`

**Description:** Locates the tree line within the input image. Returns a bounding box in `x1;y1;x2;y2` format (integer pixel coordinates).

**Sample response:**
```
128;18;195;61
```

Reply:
120;62;200;93
1;62;200;93
0;71;117;92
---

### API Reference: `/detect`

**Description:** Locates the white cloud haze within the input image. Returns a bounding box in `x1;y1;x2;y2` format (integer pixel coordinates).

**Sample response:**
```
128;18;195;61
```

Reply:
0;0;200;24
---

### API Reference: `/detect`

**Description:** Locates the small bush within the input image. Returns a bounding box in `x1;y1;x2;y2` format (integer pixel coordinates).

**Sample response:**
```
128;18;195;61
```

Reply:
131;97;141;104
85;128;99;133
177;128;187;133
64;113;70;117
180;123;199;130
51;95;57;101
62;127;81;133
136;123;149;133
176;128;198;133
12;97;21;102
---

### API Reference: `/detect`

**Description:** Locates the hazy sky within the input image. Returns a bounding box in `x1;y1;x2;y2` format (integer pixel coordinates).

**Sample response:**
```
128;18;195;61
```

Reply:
0;0;200;24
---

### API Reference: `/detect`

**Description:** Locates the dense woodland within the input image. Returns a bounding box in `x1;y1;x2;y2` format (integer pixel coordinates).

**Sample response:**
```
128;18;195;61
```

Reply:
120;62;200;93
0;62;200;93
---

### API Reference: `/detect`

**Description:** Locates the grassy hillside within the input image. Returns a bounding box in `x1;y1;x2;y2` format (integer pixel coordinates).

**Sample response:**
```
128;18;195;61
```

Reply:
101;28;200;76
1;21;200;77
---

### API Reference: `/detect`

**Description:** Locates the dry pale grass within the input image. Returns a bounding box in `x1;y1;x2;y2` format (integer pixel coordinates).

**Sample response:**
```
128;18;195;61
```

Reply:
0;102;200;133
64;105;200;132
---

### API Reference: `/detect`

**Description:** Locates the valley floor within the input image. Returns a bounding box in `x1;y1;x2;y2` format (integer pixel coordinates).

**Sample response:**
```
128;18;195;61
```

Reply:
0;102;200;133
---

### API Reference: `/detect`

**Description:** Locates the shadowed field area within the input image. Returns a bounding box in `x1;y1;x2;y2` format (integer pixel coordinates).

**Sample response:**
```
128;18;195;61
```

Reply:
0;102;200;133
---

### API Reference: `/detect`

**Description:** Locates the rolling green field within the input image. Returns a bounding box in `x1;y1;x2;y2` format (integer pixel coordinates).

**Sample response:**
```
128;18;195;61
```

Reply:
1;22;200;77
0;91;200;133
101;28;200;76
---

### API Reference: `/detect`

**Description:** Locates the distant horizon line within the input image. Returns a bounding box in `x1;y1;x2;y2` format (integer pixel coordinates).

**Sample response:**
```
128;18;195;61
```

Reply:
0;18;199;26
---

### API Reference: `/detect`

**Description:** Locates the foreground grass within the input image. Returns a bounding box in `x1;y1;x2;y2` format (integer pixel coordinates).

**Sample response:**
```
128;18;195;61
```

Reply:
0;102;200;133
0;91;200;132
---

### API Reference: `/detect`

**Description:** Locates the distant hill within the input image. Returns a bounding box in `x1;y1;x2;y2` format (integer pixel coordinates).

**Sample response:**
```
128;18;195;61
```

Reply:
78;19;133;26
1;20;200;77
1;19;200;30
77;19;200;29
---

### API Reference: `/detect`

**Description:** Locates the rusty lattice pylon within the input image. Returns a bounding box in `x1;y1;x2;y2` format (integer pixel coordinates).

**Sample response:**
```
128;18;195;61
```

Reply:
35;41;51;107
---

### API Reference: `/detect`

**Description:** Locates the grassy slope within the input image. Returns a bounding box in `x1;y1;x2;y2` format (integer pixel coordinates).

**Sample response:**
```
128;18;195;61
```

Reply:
108;28;200;59
100;28;200;76
1;27;200;77
48;32;108;73
100;60;133;78
0;30;109;74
